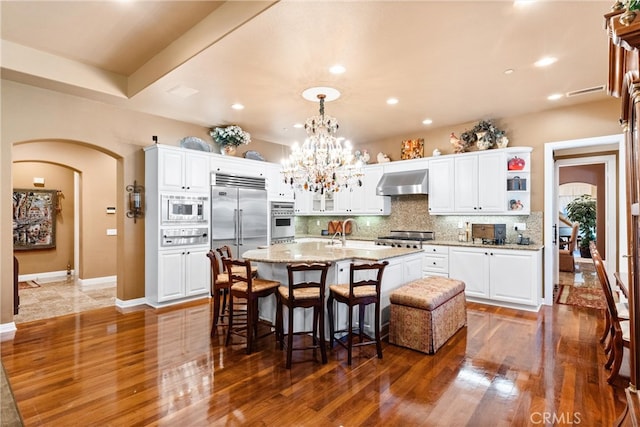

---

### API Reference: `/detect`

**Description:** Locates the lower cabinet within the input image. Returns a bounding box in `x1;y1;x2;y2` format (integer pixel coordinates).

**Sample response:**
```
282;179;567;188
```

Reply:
448;246;541;310
147;246;210;306
422;244;449;278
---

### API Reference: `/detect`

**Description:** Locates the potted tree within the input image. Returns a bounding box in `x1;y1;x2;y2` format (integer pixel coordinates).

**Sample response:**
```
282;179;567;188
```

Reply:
565;194;597;258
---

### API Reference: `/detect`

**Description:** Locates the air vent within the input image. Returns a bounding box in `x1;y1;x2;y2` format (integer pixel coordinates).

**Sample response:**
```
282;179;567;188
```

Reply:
212;173;266;190
566;85;605;97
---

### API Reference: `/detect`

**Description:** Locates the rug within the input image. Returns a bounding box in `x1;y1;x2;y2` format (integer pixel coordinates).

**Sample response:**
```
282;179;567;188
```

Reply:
18;280;40;289
556;285;606;310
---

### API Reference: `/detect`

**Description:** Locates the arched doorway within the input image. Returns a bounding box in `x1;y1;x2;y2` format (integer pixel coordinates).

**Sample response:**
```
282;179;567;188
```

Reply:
12;140;120;321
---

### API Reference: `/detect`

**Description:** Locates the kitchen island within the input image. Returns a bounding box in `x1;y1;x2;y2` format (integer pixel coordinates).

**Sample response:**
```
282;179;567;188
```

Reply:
242;240;424;337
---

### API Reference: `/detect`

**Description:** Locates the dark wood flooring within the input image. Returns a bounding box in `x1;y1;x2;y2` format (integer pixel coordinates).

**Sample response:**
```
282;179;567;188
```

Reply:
0;299;627;426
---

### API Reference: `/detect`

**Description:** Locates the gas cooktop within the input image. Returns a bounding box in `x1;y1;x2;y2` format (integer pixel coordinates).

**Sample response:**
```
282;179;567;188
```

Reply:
375;230;435;248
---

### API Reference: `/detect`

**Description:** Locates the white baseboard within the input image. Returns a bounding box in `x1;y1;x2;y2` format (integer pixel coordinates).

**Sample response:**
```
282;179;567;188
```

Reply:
19;270;70;283
78;275;116;290
116;297;147;308
0;322;17;341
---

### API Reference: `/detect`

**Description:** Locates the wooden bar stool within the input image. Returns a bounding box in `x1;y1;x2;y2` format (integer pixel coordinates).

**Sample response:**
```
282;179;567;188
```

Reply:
276;262;330;369
216;245;258;277
327;261;388;366
224;258;280;355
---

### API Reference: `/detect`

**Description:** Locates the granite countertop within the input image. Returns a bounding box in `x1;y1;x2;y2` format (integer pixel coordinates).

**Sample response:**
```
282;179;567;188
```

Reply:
242;240;422;263
426;240;544;251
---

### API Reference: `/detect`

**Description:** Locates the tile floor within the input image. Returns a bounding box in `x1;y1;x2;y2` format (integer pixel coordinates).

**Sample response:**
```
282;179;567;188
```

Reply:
14;277;116;324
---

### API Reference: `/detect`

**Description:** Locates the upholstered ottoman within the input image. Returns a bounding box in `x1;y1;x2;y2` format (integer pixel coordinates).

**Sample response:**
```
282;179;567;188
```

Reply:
389;277;466;354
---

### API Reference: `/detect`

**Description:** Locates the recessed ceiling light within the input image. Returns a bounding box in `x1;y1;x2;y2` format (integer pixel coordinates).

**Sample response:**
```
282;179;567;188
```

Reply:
535;57;557;67
386;98;399;105
422;119;433;125
231;103;244;110
504;68;514;75
547;93;563;101
293;123;303;129
514;0;535;7
329;64;346;74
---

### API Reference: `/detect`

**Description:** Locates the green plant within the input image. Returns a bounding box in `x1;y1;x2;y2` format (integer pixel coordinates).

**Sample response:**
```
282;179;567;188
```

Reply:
565;194;597;250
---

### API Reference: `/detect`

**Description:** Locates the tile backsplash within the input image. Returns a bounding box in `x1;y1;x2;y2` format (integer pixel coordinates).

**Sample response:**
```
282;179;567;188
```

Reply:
295;194;542;244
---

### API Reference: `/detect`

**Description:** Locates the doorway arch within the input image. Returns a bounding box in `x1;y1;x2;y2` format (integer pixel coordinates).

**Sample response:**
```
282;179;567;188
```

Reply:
13;139;121;298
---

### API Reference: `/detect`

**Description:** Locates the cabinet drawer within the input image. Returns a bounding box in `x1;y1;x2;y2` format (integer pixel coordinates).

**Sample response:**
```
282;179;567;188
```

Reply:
422;245;448;255
422;255;448;273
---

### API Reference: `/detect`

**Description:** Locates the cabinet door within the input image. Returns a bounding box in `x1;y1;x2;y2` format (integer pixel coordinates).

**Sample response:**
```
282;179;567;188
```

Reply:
449;246;489;298
428;158;454;213
158;250;185;301
159;149;186;192
453;156;478;212
185;247;211;296
489;249;540;306
293;188;312;214
266;163;294;201
477;152;505;212
184;152;211;193
361;165;390;214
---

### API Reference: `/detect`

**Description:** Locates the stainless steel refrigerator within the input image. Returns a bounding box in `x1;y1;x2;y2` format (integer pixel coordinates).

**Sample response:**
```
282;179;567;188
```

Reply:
211;174;268;258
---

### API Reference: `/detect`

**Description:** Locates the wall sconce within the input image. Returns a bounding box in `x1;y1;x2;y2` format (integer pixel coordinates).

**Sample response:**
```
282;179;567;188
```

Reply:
126;180;144;223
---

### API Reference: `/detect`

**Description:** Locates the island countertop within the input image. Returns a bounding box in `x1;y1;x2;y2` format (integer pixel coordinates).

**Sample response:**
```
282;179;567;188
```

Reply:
242;240;423;263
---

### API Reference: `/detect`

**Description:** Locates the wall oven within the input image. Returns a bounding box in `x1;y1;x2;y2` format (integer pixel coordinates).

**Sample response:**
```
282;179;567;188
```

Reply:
161;194;207;225
270;202;295;244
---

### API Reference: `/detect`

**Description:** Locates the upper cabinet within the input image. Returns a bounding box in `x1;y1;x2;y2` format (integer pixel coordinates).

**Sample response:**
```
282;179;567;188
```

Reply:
454;151;505;213
265;163;294;201
428;147;532;215
428;157;455;214
293;164;390;216
211;154;266;180
153;145;210;193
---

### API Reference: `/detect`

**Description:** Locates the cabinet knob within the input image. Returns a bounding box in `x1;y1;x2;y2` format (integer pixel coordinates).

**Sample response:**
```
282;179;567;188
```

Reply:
432;262;436;265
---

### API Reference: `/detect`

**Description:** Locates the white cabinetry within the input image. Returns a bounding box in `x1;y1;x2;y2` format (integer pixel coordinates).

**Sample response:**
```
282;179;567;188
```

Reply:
449;245;541;310
427;147;532;215
428;158;454;214
154;145;210;193
422;245;449;278
454;151;504;213
334;164;390;215
156;246;210;303
144;144;211;307
265;163;294;201
294;164;390;216
211;154;266;179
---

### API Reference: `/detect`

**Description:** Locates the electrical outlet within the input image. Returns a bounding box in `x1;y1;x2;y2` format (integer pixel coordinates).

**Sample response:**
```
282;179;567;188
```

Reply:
514;223;526;231
316;220;320;226
106;229;117;236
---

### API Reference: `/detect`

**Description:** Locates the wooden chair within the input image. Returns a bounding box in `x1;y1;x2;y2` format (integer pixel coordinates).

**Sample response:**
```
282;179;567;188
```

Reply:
224;258;280;355
206;250;245;337
216;245;258;276
276;262;330;369
559;222;579;272
591;245;630;385
327;261;388;366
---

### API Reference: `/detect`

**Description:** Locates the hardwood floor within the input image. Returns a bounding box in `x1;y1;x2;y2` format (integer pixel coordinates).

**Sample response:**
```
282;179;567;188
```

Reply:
0;299;626;426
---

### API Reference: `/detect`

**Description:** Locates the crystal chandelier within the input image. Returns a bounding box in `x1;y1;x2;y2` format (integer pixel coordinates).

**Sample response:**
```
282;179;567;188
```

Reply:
282;93;363;194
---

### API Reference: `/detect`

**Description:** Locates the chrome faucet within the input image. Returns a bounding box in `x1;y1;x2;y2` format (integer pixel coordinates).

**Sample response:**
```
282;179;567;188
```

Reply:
341;218;359;246
330;231;342;246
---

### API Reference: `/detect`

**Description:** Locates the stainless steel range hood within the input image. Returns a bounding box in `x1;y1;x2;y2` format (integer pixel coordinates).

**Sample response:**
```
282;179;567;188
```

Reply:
376;170;429;196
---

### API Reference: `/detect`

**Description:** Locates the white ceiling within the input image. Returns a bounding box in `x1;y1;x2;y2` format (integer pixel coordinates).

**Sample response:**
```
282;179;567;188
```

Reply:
0;1;614;147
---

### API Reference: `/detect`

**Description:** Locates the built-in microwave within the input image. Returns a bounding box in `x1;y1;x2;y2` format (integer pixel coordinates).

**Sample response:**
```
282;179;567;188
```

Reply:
161;194;207;224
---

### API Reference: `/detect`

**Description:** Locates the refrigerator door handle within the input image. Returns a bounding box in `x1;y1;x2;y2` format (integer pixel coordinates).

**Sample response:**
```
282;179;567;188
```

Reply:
239;209;244;245
234;208;239;247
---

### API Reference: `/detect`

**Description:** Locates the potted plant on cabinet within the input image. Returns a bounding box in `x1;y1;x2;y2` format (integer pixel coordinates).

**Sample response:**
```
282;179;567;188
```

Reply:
209;125;251;155
565;194;597;258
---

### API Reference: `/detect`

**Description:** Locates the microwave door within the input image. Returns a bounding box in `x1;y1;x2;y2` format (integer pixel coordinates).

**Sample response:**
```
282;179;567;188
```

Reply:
211;186;239;248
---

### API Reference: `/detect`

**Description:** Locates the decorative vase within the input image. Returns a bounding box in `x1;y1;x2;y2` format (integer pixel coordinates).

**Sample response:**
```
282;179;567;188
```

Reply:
220;145;236;156
496;136;509;149
476;132;491;150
